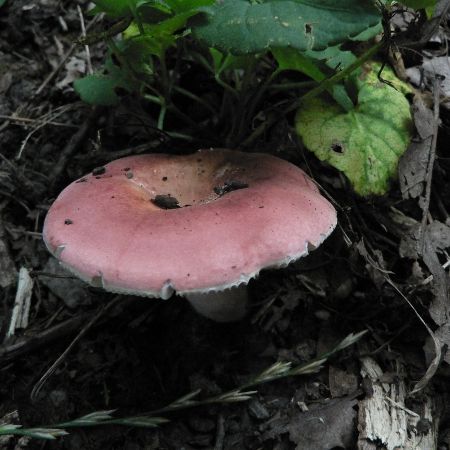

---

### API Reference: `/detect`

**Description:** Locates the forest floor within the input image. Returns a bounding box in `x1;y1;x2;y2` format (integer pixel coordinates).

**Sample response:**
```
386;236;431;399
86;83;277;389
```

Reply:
0;1;450;449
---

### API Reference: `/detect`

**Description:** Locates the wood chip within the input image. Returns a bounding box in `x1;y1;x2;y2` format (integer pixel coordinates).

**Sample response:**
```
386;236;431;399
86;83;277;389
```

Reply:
357;356;439;450
6;267;33;338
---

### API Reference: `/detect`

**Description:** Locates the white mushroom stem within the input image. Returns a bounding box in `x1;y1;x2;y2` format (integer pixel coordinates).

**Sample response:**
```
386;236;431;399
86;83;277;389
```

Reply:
184;285;248;322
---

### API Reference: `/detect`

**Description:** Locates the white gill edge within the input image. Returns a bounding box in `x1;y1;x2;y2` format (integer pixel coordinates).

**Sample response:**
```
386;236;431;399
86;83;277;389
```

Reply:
46;220;337;300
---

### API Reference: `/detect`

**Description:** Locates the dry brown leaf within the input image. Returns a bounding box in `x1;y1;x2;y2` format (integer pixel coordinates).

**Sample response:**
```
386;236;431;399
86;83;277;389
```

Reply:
398;95;434;200
288;397;357;450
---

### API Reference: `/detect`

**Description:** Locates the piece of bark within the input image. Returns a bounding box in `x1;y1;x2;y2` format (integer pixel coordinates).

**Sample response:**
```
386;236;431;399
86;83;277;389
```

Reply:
358;356;439;450
0;219;17;288
6;267;33;338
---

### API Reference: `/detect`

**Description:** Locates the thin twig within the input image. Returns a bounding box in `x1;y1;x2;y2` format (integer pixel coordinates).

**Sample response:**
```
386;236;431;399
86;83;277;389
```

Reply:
383;276;441;394
0;115;78;128
48;106;100;193
77;5;93;75
0;313;91;363
384;396;420;417
30;297;123;400
419;76;441;254
0;189;32;215
16;105;76;159
35;13;100;96
214;414;226;450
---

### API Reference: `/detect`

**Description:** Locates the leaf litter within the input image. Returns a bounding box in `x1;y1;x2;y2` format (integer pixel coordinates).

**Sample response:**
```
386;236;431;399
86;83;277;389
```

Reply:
0;1;450;449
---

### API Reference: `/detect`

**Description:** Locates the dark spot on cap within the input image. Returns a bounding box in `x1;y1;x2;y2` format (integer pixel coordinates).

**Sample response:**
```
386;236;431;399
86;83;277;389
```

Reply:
162;176;168;181
305;23;312;34
122;167;130;171
151;194;180;209
126;172;134;179
76;178;87;183
92;166;106;176
64;219;73;225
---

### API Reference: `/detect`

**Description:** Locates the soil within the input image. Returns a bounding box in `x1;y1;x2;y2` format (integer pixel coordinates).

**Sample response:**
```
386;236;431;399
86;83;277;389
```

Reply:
1;1;450;450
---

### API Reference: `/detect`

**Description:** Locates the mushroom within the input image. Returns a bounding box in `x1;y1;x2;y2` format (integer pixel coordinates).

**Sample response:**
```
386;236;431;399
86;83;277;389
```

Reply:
43;149;336;321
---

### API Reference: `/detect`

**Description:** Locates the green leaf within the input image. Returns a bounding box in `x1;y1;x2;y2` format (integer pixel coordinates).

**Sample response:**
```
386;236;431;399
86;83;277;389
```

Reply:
273;47;354;111
305;45;357;71
384;0;435;15
295;62;413;196
273;47;325;79
192;0;381;55
124;10;199;58
74;75;123;106
90;0;133;17
162;0;213;13
74;56;135;106
124;24;175;59
209;48;255;74
397;0;435;8
305;46;359;111
136;0;172;14
135;0;213;22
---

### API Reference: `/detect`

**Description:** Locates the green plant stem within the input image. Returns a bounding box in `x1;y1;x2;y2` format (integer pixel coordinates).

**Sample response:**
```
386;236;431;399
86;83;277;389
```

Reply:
157;102;167;130
215;74;239;97
241;41;383;147
269;80;318;90
173;86;217;115
192;51;238;98
238;56;257;92
232;59;260;144
146;91;204;132
169;104;202;129
300;41;383;103
159;53;171;98
128;0;145;35
165;131;195;141
106;38;128;69
143;94;163;105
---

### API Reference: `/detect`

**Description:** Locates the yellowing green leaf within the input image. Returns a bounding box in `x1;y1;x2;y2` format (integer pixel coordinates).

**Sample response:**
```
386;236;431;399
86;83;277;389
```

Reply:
296;63;413;196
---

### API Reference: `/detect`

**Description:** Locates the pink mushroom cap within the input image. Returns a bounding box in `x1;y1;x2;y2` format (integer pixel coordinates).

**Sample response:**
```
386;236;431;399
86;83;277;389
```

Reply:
43;149;337;299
